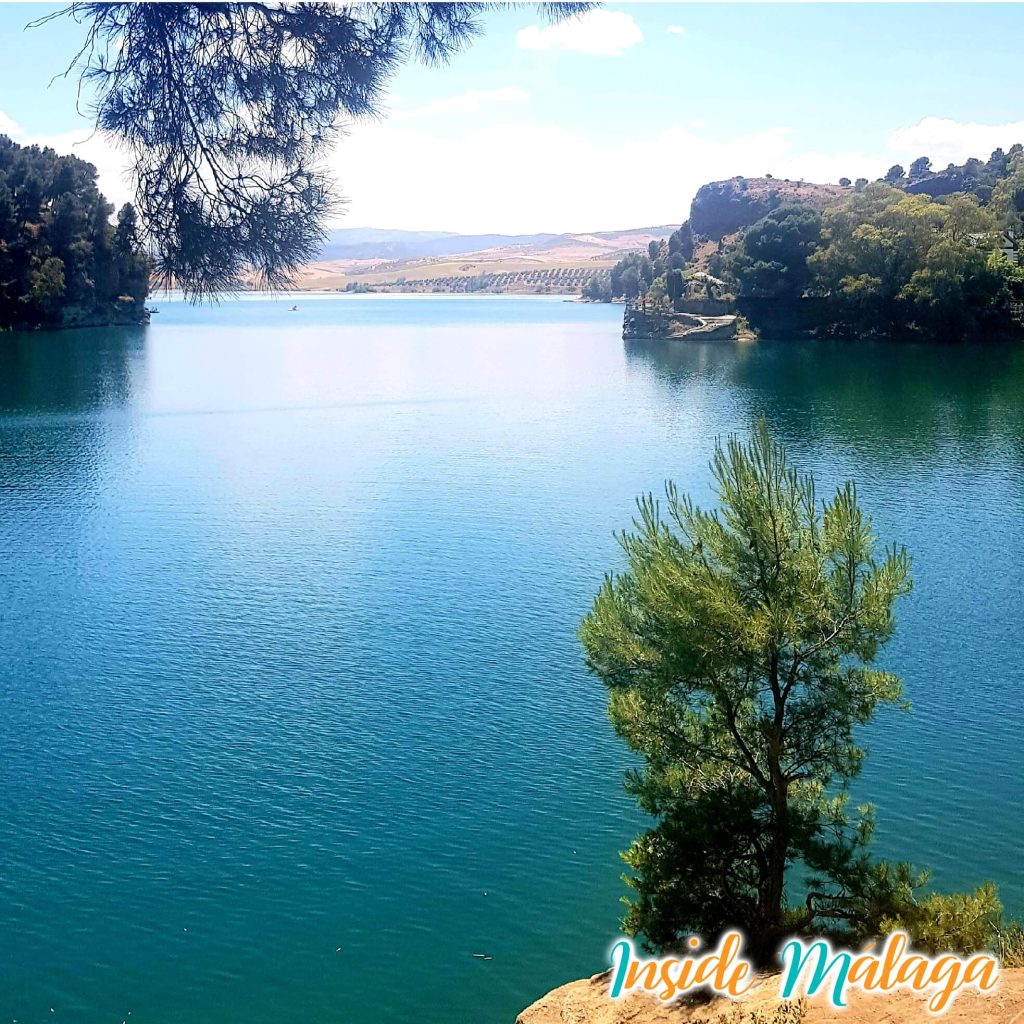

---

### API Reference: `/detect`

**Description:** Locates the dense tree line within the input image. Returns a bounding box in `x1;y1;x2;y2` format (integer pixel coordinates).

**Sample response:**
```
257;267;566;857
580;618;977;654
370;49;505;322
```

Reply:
0;136;150;330
882;144;1024;203
727;186;1024;339
605;239;725;308
599;148;1024;340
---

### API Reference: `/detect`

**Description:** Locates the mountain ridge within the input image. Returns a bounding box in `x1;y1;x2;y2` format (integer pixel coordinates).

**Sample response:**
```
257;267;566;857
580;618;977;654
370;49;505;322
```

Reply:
317;225;680;262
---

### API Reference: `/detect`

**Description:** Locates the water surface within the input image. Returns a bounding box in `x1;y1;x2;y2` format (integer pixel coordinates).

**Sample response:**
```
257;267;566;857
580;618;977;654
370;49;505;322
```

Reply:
1;295;1022;1023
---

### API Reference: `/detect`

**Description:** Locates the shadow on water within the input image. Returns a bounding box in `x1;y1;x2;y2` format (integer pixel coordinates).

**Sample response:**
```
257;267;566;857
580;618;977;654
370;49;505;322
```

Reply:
0;326;148;494
625;336;1024;465
0;325;147;416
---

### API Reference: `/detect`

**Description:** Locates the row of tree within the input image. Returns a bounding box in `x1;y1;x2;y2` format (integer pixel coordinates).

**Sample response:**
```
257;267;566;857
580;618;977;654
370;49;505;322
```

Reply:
0;135;150;330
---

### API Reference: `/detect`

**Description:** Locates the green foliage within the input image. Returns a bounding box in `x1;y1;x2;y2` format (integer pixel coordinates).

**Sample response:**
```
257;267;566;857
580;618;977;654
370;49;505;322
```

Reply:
580;420;912;961
812;860;1002;955
668;221;695;262
876;881;1002;955
994;922;1024;967
989;151;1024;242
666;268;685;307
27;257;66;318
908;156;932;180
806;184;1021;338
582;273;613;302
610;251;659;300
0;135;150;328
725;206;822;300
647;274;668;307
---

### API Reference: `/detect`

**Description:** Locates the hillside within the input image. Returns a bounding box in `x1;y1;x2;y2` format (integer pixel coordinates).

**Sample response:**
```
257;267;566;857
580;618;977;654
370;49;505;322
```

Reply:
317;227;562;262
689;177;845;240
290;226;678;293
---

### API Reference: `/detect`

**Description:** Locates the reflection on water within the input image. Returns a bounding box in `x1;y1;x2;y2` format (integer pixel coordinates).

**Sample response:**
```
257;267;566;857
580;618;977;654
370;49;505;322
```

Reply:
626;337;1024;464
0;301;1021;1024
0;326;146;414
0;327;147;511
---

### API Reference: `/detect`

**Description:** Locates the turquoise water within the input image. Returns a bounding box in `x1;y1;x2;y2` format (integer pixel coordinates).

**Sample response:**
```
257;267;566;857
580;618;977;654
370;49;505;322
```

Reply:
1;295;1022;1023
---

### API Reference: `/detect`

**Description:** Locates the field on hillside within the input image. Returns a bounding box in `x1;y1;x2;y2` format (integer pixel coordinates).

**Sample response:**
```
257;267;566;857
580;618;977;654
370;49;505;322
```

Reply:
289;226;676;293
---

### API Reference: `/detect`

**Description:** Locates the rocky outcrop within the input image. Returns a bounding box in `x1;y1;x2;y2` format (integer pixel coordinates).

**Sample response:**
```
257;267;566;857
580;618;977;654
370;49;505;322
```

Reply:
689;178;844;241
623;307;739;342
515;968;1024;1024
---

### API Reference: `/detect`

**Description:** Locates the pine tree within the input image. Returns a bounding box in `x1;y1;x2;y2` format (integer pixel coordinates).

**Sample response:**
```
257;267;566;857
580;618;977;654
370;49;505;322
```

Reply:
580;419;912;961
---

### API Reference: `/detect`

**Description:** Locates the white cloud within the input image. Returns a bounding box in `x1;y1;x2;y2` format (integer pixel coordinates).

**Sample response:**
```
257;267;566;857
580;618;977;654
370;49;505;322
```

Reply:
888;116;1024;168
396;87;529;119
322;112;1024;236
326;118;888;235
0;110;21;136
667;25;686;36
516;10;642;56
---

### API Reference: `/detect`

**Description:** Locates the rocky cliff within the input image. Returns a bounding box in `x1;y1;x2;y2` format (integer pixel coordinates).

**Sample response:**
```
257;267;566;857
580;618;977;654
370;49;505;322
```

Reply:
688;178;844;241
622;307;739;341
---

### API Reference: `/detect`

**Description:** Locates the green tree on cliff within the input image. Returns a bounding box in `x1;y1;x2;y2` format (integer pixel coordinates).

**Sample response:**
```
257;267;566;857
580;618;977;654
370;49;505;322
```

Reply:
725;205;822;300
807;184;1019;338
580;420;914;961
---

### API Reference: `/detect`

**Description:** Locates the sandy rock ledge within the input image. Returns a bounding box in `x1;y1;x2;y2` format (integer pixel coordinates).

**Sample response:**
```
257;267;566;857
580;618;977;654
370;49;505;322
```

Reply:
515;968;1024;1024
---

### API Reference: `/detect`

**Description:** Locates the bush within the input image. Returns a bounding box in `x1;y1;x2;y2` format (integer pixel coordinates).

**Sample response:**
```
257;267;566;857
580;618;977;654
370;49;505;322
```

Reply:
877;883;1002;955
993;922;1024;967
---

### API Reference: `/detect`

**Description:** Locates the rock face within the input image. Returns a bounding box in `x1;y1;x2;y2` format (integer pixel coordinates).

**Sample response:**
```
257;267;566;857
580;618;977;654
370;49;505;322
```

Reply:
688;178;844;241
622;307;738;342
515;969;1024;1024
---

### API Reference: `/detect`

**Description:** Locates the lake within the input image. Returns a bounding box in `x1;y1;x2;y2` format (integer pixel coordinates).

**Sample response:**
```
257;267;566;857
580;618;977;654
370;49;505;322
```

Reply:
1;295;1022;1024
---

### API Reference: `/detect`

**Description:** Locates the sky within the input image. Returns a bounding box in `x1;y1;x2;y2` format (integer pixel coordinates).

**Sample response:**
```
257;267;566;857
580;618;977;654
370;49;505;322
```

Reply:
4;3;1024;234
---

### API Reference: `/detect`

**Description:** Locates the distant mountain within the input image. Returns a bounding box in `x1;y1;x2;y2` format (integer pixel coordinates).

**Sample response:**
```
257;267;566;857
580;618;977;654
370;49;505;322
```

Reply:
317;226;678;262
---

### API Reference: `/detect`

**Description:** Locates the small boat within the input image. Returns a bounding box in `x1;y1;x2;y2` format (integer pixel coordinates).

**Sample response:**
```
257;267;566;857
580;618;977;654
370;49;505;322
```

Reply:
288;304;299;312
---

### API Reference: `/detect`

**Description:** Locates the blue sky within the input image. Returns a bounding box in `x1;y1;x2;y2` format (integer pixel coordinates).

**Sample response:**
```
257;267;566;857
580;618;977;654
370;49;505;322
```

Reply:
4;3;1024;233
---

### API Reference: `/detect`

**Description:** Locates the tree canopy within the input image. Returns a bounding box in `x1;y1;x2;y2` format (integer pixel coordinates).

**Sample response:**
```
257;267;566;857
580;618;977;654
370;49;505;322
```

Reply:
41;2;591;298
0;135;149;329
807;184;1022;339
725;205;822;300
580;420;1002;961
